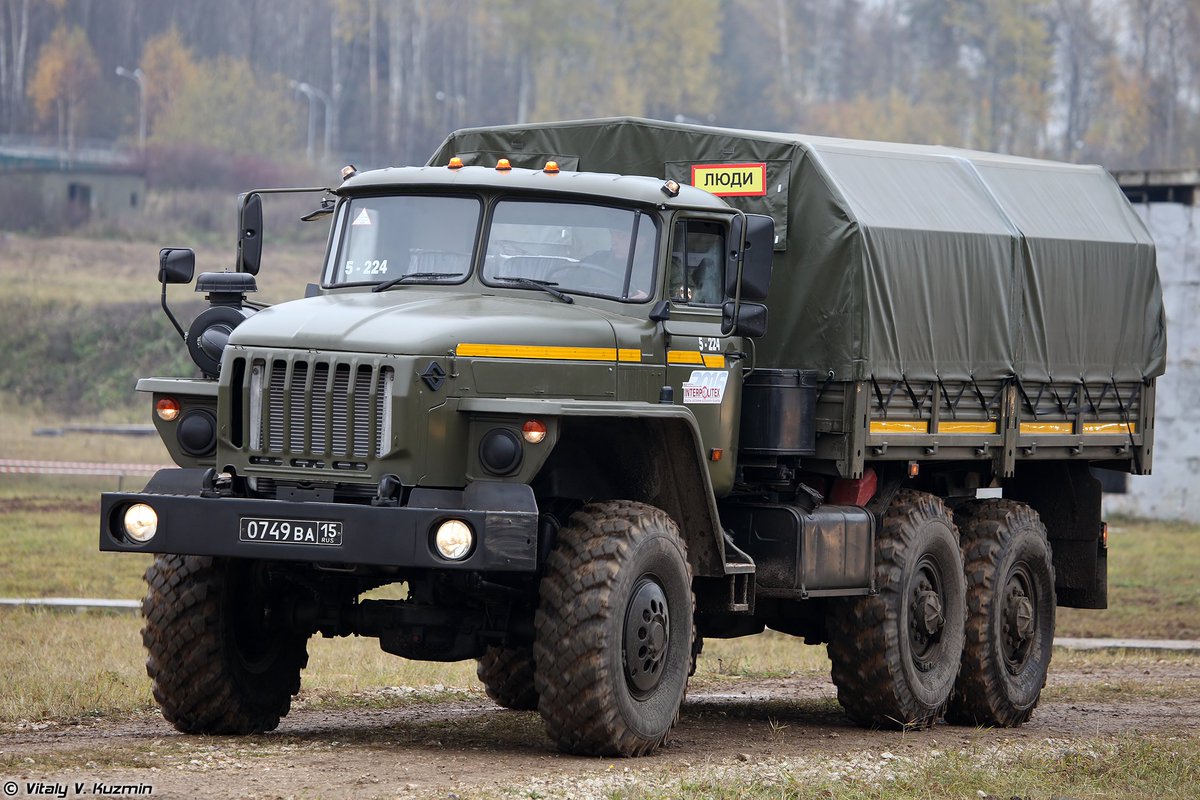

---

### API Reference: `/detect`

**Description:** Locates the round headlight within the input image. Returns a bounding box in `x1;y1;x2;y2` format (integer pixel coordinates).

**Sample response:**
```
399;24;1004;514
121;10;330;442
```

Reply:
123;503;158;543
434;519;474;560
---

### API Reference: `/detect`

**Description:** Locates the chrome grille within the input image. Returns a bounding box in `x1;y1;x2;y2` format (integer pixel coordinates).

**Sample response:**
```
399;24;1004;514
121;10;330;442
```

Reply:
248;356;394;460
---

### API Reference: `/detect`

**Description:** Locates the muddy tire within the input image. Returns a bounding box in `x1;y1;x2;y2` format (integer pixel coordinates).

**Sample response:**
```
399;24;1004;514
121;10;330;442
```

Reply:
142;555;309;734
533;501;694;757
946;499;1055;728
827;490;966;728
477;646;538;710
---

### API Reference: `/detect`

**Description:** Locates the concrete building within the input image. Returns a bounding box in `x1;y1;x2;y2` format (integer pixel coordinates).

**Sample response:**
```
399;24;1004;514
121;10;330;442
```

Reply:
0;139;145;229
1109;170;1199;523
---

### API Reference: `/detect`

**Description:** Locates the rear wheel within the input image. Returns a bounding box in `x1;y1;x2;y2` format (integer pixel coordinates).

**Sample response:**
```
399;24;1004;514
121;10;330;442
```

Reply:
827;490;966;728
477;645;538;710
947;499;1055;727
142;555;309;734
533;501;694;756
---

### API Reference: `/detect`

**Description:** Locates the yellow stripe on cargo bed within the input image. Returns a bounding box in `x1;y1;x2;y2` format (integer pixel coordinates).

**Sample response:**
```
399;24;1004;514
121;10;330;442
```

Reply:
869;420;929;434
938;421;999;434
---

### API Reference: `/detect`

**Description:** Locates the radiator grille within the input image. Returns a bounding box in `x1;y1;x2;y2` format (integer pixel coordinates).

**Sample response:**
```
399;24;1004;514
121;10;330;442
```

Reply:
248;356;393;459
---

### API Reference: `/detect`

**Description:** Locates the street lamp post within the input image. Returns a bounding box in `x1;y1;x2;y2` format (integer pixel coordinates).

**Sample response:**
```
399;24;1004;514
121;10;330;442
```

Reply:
290;80;332;163
115;66;146;152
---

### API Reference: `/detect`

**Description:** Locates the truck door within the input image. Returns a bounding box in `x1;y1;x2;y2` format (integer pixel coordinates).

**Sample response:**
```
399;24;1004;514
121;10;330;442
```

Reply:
664;217;742;497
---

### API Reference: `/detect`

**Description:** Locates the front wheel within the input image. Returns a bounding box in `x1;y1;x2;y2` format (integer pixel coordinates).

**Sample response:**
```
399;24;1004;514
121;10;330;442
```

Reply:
477;645;538;710
533;501;694;756
142;555;309;734
827;490;966;728
946;499;1055;727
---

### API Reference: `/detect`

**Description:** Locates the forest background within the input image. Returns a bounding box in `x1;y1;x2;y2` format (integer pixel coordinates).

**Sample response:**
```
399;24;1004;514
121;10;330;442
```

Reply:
2;0;1198;188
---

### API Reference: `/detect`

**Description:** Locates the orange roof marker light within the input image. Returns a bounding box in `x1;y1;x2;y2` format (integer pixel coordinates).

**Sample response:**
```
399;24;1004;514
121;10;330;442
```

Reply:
447;157;465;170
543;161;560;174
496;158;512;171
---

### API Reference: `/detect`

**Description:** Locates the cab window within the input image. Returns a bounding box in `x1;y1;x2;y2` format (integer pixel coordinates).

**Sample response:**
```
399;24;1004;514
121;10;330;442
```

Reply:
670;220;724;305
325;195;480;286
482;200;656;302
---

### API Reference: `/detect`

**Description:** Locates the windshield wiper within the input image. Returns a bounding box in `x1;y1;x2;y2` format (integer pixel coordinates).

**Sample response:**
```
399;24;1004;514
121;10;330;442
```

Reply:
372;272;462;293
492;276;574;304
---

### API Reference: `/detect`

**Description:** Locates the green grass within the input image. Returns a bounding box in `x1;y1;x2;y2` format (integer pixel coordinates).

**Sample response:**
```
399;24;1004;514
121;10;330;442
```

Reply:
612;734;1200;800
1057;517;1200;640
0;607;483;727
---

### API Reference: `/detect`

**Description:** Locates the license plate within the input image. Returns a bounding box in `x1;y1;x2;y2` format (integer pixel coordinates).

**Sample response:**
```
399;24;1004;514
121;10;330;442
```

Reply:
239;517;343;546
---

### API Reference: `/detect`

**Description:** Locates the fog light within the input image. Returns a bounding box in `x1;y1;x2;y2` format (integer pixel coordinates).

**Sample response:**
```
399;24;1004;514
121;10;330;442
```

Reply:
123;503;158;543
434;519;474;560
479;428;523;475
177;409;217;456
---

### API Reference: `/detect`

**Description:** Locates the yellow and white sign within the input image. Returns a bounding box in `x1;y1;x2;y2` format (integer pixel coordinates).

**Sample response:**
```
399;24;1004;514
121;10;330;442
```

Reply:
690;163;767;197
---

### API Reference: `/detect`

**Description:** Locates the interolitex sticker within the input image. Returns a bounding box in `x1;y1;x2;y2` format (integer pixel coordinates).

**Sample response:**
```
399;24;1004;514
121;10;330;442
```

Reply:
690;163;766;197
682;370;729;404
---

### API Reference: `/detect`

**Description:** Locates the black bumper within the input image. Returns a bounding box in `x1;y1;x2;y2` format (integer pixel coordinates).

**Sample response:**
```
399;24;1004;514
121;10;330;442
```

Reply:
99;473;540;573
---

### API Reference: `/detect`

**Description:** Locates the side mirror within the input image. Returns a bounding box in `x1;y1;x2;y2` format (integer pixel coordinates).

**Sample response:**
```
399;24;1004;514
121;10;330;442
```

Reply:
726;213;775;301
159;248;195;284
236;193;263;275
721;300;768;338
740;214;775;301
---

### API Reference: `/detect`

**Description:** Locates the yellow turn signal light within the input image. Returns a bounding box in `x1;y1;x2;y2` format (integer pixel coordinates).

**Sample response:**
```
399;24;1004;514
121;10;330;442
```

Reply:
522;419;547;444
156;397;181;422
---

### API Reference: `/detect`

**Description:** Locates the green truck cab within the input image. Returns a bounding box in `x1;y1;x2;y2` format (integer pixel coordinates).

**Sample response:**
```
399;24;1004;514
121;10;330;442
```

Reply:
101;118;1165;757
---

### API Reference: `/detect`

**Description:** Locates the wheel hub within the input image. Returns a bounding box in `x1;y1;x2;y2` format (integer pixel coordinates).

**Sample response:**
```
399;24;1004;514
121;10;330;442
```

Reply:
624;577;670;697
1002;566;1037;671
909;560;947;670
915;588;945;638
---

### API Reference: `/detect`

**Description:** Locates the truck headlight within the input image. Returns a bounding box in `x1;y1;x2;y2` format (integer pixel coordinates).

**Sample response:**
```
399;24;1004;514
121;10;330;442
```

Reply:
433;519;474;560
123;503;159;543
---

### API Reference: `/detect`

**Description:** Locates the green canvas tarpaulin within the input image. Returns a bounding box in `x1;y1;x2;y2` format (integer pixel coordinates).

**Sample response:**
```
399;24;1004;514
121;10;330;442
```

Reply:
430;117;1166;384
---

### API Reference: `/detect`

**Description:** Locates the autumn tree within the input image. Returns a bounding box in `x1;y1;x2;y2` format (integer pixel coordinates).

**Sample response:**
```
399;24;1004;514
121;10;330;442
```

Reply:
26;23;98;159
151;56;301;159
138;26;199;137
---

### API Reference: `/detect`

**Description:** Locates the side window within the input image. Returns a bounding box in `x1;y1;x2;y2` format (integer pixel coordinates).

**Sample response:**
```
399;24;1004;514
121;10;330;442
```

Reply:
670;220;724;305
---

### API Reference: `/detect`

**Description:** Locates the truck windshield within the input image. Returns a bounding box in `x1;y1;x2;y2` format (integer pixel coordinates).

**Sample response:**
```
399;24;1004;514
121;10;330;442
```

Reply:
325;195;480;286
481;200;656;302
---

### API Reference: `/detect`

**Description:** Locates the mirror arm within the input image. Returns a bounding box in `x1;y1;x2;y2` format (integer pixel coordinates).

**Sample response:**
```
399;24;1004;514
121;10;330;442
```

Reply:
727;209;747;333
160;280;187;342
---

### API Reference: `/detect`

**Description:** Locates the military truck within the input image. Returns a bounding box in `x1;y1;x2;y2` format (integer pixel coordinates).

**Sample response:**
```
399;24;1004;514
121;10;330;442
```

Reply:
100;117;1165;757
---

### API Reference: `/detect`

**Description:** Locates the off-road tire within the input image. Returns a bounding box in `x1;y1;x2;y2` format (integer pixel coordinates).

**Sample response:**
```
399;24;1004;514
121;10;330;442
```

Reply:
533;500;694;757
827;490;966;728
477;646;538;710
946;499;1055;727
141;554;309;734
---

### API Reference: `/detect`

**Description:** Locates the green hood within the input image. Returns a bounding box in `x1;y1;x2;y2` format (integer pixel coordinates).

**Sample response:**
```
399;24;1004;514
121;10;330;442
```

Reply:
227;290;618;356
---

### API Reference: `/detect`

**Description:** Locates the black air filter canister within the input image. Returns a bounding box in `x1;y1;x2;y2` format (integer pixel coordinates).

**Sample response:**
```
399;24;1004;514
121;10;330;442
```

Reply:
739;369;818;455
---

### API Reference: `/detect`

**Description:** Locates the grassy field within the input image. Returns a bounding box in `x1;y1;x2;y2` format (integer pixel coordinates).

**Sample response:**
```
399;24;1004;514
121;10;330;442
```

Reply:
614;734;1200;800
1;463;1197;727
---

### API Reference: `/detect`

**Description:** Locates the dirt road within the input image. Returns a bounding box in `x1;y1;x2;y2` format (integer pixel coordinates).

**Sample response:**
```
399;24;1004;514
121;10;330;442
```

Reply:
3;657;1197;800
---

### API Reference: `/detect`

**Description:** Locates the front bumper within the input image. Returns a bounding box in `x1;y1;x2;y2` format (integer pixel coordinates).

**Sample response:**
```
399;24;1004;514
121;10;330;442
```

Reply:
99;472;540;572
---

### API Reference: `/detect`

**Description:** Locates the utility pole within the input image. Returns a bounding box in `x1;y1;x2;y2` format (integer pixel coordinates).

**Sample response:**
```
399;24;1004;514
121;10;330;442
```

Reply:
115;66;146;152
